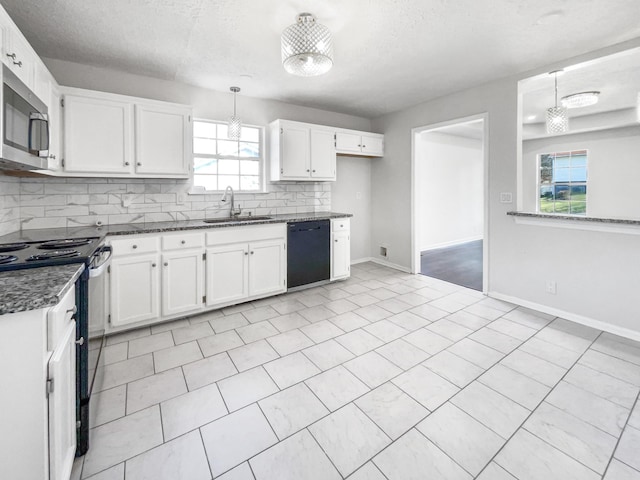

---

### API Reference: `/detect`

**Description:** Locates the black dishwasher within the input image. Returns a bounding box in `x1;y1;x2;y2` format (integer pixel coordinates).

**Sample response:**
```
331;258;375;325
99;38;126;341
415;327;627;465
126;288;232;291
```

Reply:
287;220;330;289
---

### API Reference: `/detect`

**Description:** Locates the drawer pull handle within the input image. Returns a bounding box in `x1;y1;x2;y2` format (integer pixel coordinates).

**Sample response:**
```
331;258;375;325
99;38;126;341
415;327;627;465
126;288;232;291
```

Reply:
132;245;138;249
250;251;254;255
181;240;186;244
335;239;338;242
75;337;85;346
13;60;22;67
164;262;168;266
66;305;77;315
152;263;157;267
125;162;130;166
6;53;16;60
244;252;248;255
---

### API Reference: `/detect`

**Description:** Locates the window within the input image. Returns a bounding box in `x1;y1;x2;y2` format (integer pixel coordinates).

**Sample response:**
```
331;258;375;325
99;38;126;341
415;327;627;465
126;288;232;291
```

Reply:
539;150;587;215
193;120;263;192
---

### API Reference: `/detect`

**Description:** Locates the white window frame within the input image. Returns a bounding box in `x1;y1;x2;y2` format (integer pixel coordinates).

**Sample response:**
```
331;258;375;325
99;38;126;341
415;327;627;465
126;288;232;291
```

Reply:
190;119;266;194
537;149;588;216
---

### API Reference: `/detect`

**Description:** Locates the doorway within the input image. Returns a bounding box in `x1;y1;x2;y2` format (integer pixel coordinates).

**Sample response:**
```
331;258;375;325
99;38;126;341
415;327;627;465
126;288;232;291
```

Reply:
411;114;488;292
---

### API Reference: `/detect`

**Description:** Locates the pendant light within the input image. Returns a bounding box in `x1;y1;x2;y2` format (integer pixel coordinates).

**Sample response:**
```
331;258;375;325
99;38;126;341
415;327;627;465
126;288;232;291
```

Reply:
281;13;333;77
546;71;568;135
227;86;242;140
561;91;600;109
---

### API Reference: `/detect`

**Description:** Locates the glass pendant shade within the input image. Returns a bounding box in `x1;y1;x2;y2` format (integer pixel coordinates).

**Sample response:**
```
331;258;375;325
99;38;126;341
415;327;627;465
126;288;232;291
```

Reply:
227;87;241;140
561;91;600;109
546;106;569;134
282;13;333;77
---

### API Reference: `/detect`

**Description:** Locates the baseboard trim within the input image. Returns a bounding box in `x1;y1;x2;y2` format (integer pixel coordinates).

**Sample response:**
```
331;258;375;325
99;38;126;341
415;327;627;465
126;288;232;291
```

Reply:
351;257;374;265
369;258;412;273
488;291;640;342
420;235;483;252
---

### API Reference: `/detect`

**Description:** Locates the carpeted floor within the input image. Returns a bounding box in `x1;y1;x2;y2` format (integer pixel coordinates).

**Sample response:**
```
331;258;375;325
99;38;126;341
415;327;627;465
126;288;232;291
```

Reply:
420;240;483;291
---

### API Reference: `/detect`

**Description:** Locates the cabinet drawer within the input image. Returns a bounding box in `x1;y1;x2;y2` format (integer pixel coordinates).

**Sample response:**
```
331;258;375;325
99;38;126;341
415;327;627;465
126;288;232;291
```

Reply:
48;286;76;351
331;219;350;232
110;236;159;256
206;224;286;246
162;232;205;251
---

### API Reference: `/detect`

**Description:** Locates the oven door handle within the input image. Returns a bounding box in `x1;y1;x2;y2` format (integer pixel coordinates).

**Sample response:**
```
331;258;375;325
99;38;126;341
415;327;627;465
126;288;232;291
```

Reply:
89;245;112;278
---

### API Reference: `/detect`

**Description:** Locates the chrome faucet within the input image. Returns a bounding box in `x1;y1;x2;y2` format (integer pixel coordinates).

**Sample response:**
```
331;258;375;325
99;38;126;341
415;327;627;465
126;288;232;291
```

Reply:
221;186;241;217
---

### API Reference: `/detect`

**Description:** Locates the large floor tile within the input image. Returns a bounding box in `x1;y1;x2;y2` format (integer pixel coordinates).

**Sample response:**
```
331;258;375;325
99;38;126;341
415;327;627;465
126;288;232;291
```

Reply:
200;404;278;477
470;327;522;354
105;328;151;346
197;330;244;357
236;321;279;344
306;365;369;411
263;351;321;389
298;304;337;323
426;318;473;341
348;462;387;480
99;343;128;366
160;382;228;440
564;363;639;409
502;307;553;329
269;312;311;332
487;318;537;341
478;363;550;410
408;303;449;321
266;329;314;356
546;381;629;436
126;367;187;414
302;338;355;370
309;403;390;477
476;462;517;480
344;351;402;388
534;319;598;354
605;459;640;480
495;429;600;480
518;337;582;368
615;426;640;471
500;349;566;387
355;383;428;439
330;311;371;331
124;431;210;480
386;311;431;331
448;310;492;330
259;383;329;440
423;350;484;388
171;322;215;345
83;464;124;480
524;402;617;474
592;334;640;366
392;365;459;410
300;320;345;343
579;349;640;386
215;462;254;480
447;338;503;369
243;305;279;324
451;381;530;439
354;305;392;323
209;312;249;333
217;366;279;411
375;338;430;370
250;429;340;480
227;339;279;372
403;328;452;354
153;341;202;373
373;429;471;480
417;402;505;476
462;304;505;322
94;354;154;392
90;385;126;428
335;329;385;355
182;352;238;391
83;406;163;477
364;319;409;342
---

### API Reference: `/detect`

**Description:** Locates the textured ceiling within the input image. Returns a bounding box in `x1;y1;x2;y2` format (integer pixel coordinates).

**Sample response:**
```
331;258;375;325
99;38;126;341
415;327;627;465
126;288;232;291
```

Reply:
2;0;640;118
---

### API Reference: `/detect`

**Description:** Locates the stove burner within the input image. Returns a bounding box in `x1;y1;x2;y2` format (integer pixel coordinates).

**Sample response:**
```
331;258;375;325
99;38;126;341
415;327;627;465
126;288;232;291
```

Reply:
0;255;17;264
26;249;81;261
0;243;29;253
38;238;94;250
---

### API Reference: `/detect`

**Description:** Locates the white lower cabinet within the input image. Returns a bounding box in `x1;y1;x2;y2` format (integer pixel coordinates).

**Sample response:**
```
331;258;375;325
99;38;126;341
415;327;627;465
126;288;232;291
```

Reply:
248;239;287;297
110;253;160;328
206;244;249;307
162;249;204;317
331;219;351;280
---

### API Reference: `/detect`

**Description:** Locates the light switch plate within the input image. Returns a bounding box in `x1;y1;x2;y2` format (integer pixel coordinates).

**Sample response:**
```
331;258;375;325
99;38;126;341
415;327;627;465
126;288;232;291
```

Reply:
500;192;513;204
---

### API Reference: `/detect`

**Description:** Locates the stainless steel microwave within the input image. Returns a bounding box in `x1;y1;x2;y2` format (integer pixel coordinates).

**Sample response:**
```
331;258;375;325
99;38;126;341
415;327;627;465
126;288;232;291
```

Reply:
0;65;49;171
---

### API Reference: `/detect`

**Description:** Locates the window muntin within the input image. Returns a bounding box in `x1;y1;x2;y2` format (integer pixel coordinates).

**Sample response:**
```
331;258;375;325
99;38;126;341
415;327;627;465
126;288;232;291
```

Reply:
539;150;587;215
193;120;263;192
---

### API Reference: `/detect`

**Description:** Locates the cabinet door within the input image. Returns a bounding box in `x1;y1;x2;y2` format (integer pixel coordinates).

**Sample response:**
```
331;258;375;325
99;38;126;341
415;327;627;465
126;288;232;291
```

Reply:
206;244;248;307
33;62;51;106
280;124;310;178
135;104;191;176
48;320;76;480
47;84;62;171
331;231;351;280
110;253;160;327
63;94;133;174
2;29;35;89
162;249;204;317
335;132;362;154
310;129;336;180
248;239;286;298
361;134;384;156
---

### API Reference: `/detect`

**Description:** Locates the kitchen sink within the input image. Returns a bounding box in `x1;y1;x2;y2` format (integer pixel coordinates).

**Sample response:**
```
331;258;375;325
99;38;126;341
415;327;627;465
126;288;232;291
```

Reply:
202;216;273;224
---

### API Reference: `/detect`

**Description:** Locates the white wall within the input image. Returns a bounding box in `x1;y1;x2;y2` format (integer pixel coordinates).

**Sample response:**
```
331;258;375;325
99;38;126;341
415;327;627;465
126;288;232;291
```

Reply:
370;38;640;338
522;125;640;219
331;156;372;262
417;132;483;250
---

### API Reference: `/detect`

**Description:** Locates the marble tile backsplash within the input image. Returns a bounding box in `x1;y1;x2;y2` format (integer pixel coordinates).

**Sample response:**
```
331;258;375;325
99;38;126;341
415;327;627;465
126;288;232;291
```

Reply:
6;177;331;231
0;175;20;236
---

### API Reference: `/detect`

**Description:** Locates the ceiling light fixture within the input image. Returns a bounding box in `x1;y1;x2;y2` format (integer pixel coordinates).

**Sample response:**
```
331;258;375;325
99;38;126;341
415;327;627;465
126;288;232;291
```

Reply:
227;86;242;140
281;13;333;77
546;70;568;135
561;91;600;109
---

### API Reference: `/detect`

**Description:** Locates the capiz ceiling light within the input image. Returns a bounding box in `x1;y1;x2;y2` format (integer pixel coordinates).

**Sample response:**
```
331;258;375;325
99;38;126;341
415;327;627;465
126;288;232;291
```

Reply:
227;86;242;140
281;13;333;77
561;91;600;109
546;70;569;135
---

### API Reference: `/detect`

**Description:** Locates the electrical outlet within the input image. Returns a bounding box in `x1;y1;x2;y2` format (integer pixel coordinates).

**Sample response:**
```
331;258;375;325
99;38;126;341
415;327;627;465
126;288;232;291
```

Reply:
176;192;187;205
380;246;388;258
500;192;513;204
121;194;133;207
545;280;557;294
356;191;363;200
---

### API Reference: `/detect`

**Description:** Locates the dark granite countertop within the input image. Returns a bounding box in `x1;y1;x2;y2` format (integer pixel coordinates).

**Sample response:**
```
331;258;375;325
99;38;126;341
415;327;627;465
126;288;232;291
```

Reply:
0;212;352;243
0;264;84;315
507;211;640;226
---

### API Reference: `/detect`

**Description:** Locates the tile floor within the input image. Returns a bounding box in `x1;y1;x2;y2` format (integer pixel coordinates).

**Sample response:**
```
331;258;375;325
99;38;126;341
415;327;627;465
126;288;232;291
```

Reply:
72;262;640;480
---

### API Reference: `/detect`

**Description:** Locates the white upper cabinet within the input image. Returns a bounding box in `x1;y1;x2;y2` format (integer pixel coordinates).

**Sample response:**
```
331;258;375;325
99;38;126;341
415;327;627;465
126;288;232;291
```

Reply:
59;87;191;178
335;130;384;157
63;93;134;174
270;119;336;181
47;83;62;171
0;12;35;90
